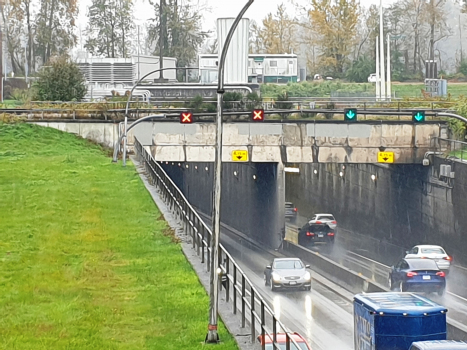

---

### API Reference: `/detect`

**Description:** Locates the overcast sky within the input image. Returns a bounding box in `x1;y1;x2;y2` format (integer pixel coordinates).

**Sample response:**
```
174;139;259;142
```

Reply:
78;0;393;34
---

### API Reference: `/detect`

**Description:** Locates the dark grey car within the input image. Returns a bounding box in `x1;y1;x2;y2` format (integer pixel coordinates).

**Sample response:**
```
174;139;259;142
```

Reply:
264;258;311;291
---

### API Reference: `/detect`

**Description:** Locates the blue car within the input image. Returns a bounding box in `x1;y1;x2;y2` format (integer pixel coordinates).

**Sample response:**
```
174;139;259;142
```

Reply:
389;258;446;296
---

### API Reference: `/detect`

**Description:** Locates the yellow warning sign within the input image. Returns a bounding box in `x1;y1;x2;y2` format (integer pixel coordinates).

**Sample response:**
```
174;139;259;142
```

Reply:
232;150;248;162
378;151;394;163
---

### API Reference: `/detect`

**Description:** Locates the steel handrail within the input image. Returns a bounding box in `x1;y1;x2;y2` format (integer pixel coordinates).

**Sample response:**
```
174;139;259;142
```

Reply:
133;138;303;350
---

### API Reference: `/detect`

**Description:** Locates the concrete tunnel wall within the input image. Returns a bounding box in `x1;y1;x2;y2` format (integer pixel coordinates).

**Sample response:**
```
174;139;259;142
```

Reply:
160;162;283;248
285;159;467;266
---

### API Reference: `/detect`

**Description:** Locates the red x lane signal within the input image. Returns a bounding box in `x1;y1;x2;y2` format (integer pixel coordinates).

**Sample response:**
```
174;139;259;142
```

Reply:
252;109;265;121
180;112;193;124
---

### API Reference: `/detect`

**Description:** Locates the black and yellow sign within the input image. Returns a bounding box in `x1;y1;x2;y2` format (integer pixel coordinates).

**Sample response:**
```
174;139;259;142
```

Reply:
378;151;394;163
232;150;248;162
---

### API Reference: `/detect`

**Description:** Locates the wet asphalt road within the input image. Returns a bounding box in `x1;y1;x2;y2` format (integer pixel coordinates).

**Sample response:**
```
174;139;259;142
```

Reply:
219;230;355;350
203;209;467;349
290;214;467;330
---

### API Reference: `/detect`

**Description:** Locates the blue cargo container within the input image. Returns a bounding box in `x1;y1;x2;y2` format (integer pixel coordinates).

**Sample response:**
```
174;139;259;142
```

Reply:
354;292;447;350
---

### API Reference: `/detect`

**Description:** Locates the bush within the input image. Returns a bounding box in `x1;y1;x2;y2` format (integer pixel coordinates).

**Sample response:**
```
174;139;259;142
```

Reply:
346;56;375;83
452;97;467;139
245;92;262;110
33;56;87;101
3;78;28;100
458;60;467;76
261;81;375;98
223;91;243;109
186;95;217;113
10;88;33;104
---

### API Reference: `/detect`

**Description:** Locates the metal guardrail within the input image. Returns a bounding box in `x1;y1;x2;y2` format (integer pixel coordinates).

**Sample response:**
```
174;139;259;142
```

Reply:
133;138;302;350
432;137;467;161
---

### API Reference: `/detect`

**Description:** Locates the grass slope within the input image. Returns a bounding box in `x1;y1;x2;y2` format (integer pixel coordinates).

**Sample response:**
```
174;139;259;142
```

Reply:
0;123;239;350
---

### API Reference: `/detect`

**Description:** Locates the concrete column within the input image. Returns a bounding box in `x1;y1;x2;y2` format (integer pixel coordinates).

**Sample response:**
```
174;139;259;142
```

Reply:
275;161;286;249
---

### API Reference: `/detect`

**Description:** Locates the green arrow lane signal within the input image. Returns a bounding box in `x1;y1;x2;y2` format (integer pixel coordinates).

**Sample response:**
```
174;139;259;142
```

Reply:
412;111;426;122
344;108;358;122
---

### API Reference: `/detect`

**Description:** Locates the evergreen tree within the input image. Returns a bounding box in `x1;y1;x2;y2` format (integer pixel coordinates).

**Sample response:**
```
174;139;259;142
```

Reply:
34;57;87;101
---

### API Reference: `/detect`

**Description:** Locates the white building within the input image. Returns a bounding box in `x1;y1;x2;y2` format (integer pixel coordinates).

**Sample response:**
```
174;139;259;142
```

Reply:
76;55;178;85
198;53;298;84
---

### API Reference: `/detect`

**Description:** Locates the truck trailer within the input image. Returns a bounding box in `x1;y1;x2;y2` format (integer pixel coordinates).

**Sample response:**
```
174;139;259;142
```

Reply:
354;292;447;350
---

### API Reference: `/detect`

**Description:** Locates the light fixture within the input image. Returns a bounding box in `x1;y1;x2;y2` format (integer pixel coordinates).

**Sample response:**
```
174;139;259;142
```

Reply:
195;166;198;170
253;175;257;180
284;167;300;173
342;165;346;170
234;171;238;176
178;163;181;166
339;171;344;177
205;167;209;171
185;164;189;168
371;174;377;181
313;169;318;175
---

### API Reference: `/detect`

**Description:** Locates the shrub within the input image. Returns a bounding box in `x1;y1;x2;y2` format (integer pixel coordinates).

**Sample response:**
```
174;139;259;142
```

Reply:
33;56;87;101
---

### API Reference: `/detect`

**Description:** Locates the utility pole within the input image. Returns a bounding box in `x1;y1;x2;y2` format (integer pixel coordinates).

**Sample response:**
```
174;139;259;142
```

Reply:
0;0;3;102
137;25;140;82
376;36;380;101
205;0;254;343
387;34;391;100
429;0;435;63
379;0;386;100
157;0;167;82
460;15;463;63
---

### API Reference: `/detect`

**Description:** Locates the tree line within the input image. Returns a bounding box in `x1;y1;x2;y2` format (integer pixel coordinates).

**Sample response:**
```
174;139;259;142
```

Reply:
1;0;207;76
249;0;467;81
2;0;467;81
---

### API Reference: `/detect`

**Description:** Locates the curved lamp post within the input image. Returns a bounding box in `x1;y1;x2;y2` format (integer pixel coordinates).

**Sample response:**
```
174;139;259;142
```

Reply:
206;0;255;343
112;66;181;165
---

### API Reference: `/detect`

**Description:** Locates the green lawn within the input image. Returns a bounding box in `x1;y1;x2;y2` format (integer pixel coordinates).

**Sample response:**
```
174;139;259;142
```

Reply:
392;83;467;98
0;99;21;108
0;123;239;350
450;149;467;160
260;81;467;99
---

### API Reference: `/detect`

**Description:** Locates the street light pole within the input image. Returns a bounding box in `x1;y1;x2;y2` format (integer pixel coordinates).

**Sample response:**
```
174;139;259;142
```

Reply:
206;0;254;343
112;66;178;165
379;0;386;100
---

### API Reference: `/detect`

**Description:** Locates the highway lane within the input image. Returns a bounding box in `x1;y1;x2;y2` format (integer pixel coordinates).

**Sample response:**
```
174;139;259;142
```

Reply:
219;231;354;350
289;214;467;330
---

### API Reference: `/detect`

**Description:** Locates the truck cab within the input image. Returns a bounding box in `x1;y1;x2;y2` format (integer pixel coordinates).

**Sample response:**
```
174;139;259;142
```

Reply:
354;292;447;350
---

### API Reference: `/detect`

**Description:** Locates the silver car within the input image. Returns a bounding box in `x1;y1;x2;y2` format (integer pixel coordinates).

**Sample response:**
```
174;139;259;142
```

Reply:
264;258;311;291
308;213;337;231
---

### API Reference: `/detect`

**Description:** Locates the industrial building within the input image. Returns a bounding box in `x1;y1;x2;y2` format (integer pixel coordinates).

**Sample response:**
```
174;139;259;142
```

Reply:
198;53;299;84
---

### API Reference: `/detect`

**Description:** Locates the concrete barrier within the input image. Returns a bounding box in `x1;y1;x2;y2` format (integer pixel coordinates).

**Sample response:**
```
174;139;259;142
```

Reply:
283;240;385;294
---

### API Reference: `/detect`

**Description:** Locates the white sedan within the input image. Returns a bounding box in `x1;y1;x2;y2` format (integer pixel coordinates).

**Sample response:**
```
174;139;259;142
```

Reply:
405;245;452;272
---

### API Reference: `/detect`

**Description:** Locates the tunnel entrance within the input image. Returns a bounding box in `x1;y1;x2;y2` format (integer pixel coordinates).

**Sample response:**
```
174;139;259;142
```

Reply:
160;161;283;248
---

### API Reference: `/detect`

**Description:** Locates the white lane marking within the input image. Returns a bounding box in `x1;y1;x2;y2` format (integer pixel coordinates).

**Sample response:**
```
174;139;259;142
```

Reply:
454;264;467;272
447;291;467;303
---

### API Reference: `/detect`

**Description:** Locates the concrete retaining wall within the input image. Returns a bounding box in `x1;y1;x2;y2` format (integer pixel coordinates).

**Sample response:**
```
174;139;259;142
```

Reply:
286;159;467;267
160;161;284;248
30;120;442;164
